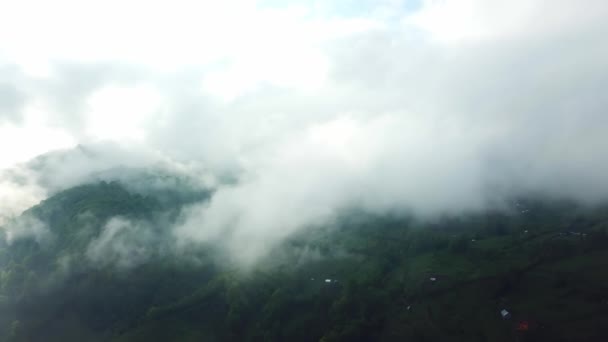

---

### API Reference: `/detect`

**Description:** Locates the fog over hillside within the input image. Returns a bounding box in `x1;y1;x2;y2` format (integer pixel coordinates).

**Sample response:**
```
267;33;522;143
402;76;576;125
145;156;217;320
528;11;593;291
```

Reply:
2;0;608;263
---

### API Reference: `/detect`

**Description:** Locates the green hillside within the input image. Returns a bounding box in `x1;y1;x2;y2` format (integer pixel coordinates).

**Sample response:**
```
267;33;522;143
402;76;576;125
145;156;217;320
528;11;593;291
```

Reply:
1;182;608;341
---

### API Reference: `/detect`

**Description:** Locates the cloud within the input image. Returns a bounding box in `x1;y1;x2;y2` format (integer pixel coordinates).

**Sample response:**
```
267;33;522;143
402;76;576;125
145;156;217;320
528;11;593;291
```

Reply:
0;66;27;123
171;0;608;263
3;214;51;246
405;0;608;43
1;1;608;264
0;167;45;226
173;113;491;264
86;217;155;269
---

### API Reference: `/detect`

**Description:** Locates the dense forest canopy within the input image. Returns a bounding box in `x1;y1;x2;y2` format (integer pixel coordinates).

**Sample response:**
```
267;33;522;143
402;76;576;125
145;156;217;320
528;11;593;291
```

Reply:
1;175;608;341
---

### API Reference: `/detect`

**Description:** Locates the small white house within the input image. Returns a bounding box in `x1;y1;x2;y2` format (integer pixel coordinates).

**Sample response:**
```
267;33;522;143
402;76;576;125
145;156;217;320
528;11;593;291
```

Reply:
500;309;511;319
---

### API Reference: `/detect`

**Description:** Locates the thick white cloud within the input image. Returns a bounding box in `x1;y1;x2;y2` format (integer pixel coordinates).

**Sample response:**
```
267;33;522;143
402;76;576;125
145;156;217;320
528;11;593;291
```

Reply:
405;0;608;43
1;0;608;263
84;85;161;141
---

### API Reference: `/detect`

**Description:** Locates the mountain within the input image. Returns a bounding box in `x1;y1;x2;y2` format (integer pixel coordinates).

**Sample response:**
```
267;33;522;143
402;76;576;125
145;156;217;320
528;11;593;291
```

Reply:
1;179;608;341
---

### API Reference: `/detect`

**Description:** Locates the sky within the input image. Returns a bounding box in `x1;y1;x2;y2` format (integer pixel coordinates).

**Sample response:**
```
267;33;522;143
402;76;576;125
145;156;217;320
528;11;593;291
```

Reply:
2;0;608;262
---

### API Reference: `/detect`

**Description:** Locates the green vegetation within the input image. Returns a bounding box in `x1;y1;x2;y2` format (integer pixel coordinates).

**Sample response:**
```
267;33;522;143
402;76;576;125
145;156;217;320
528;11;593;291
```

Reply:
1;183;608;341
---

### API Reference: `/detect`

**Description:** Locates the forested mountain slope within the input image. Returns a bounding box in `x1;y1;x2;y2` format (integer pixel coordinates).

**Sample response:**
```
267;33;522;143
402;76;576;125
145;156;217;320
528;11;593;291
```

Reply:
1;181;608;341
